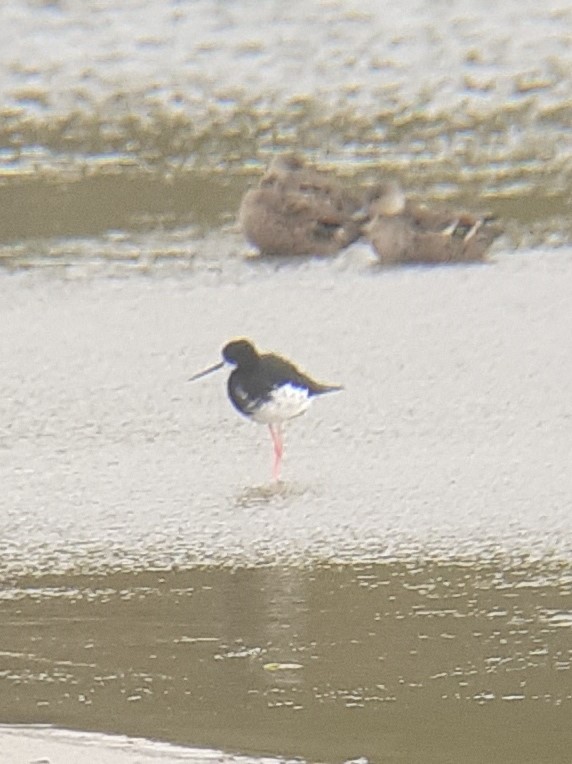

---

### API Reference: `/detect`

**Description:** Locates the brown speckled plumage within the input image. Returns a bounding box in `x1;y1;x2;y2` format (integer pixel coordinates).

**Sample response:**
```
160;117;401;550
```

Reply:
239;155;363;256
364;181;501;265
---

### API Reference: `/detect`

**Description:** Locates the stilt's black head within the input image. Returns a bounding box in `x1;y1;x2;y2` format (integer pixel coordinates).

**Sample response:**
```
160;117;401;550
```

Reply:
189;338;260;382
222;338;259;369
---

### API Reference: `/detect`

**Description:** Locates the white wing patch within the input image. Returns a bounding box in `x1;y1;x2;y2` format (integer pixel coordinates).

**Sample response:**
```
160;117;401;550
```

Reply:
233;383;251;407
251;383;311;424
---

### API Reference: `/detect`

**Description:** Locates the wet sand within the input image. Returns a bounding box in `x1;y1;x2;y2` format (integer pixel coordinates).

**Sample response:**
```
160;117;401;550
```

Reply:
2;246;572;571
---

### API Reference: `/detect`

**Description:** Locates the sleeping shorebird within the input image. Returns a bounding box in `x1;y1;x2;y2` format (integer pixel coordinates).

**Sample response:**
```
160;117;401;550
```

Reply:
238;155;363;256
364;180;501;265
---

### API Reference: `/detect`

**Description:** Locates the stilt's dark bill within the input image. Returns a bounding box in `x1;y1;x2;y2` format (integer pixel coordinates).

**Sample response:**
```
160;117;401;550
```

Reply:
188;360;225;382
188;337;342;481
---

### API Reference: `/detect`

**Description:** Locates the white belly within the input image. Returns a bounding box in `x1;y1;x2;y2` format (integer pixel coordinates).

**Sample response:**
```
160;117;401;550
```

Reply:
251;384;311;424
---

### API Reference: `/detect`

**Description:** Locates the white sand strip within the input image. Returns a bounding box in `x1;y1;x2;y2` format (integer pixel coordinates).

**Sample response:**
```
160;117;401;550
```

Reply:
0;725;297;764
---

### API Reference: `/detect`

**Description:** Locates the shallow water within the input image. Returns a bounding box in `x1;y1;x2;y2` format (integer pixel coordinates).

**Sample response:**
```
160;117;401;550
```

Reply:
0;562;571;763
1;1;571;761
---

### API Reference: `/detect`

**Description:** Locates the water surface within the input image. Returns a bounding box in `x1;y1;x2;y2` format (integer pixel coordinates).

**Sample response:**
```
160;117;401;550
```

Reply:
1;561;571;762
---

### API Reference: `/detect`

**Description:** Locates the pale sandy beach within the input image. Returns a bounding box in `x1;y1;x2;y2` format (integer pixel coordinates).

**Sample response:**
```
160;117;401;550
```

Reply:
0;725;295;764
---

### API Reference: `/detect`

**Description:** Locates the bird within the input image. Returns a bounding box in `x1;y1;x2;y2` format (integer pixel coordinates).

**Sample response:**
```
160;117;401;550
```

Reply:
238;154;364;256
363;180;501;265
189;338;343;481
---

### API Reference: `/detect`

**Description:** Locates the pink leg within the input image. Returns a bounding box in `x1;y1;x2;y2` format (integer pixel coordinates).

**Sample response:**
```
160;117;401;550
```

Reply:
268;424;283;481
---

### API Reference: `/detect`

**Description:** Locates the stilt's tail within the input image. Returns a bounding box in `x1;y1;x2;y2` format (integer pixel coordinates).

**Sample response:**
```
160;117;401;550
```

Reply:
309;382;344;396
